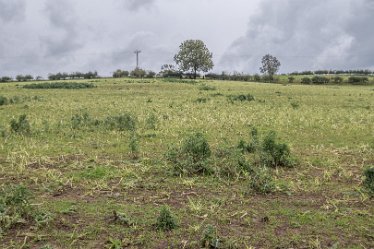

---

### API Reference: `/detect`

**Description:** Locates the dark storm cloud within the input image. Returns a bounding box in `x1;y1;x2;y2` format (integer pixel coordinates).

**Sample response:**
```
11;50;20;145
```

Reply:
42;0;83;56
220;0;374;73
0;0;26;23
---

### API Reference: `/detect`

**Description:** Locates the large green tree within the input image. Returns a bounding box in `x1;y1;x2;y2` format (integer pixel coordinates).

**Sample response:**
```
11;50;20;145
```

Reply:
260;54;281;77
174;40;214;79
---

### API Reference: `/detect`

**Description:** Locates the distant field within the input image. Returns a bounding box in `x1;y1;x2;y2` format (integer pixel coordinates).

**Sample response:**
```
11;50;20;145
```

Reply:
0;78;373;248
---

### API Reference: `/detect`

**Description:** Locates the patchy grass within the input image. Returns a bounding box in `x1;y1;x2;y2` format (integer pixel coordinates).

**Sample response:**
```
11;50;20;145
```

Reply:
0;78;373;248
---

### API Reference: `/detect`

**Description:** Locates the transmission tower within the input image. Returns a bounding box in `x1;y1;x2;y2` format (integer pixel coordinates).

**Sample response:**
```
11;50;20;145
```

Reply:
134;50;141;69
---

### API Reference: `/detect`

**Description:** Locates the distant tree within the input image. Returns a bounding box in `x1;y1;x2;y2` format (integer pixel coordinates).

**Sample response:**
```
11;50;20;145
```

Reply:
16;75;25;82
260;54;281;78
0;76;12;82
174;40;214;79
131;68;146;78
24;75;33;81
146;71;156;78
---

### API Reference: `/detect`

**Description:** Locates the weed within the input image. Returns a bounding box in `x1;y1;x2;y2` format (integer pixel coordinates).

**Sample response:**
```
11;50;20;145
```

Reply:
238;127;260;153
39;245;54;249
261;131;294;168
195;97;209;103
129;132;140;159
34;211;53;227
201;224;220;248
0;185;32;234
214;147;253;178
199;84;217;91
363;167;374;195
155;205;177;231
250;167;275;194
112;210;136;226
145;112;158;130
290;101;300;109
10;114;31;134
227;94;255;103
105;113;136;131
71;112;92;129
23;82;96;89
166;132;212;176
106;237;123;249
0;96;8;106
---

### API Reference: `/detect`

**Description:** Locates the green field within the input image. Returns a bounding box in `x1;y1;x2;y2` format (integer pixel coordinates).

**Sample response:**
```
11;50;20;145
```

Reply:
0;78;373;248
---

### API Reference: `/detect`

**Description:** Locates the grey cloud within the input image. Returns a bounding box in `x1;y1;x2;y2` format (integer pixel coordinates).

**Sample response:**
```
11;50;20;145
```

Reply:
42;0;83;57
220;0;374;73
122;0;156;11
0;0;26;23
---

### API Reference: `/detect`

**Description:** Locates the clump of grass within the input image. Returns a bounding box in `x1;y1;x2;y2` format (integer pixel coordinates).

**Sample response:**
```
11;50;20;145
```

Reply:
155;205;177;231
0;96;8;106
105;113;136;131
10;114;31;134
129;132;140;159
71;112;94;130
261;131;294;168
112;211;136;226
198;84;217;91
239;128;295;168
201;224;220;248
145;112;158;130
213;147;253;179
0;185;32;234
227;94;255;103
195;97;209;103
23;82;96;89
250;167;275;194
166;132;212;176
363;167;374;196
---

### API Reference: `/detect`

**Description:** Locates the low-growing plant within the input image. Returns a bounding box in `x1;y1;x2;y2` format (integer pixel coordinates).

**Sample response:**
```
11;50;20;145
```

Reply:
201;224;220;248
166;132;212;176
261;131;294;168
23;82;96;89
129;132;140;159
213;147;253;178
10;114;31;134
238;127;260;154
145;113;158;130
363;167;374;195
0;96;8;106
155;205;177;231
227;94;255;103
105;113;136;131
195;97;208;103
112;210;136;226
0;185;32;234
250;167;275;194
71;112;93;130
199;84;217;91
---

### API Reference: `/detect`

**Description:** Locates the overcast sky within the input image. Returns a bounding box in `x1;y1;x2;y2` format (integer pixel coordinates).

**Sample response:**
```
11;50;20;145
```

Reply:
0;0;373;77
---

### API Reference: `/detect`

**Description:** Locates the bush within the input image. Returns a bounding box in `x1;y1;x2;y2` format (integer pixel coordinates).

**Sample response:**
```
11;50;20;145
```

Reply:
0;96;8;106
23;82;96;89
166;132;212;176
288;76;295;83
71;112;93;130
198;84;217;91
261;131;294;168
363;167;374;195
348;76;369;85
213;147;253;178
10;114;31;134
145;113;158;130
332;76;343;84
105;113;136;131
237;127;259;153
250;168;275;194
301;77;311;84
227;94;255;103
155;206;177;231
311;76;330;84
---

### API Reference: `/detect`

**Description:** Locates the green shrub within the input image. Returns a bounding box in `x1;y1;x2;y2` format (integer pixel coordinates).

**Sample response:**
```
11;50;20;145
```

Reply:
301;77;311;84
332;76;343;84
129;132;140;159
311;76;330;84
0;96;8;106
288;76;295;83
145;113;158;130
237;127;259;153
250;168;275;194
261;131;294;168
155;206;177;231
105;113;136;131
227;94;255;103
213;147;253;178
71;112;93;129
348;76;369;85
10;114;31;134
363;167;374;195
166;132;212;176
0;185;32;234
23;82;96;89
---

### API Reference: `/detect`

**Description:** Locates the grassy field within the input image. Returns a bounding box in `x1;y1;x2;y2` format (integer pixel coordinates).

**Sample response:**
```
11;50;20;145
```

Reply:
0;78;373;248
